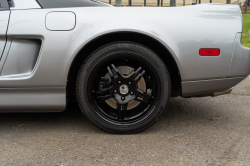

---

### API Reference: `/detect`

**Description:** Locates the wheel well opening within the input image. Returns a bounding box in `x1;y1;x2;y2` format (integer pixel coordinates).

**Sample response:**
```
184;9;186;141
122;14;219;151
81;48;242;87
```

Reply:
67;32;182;102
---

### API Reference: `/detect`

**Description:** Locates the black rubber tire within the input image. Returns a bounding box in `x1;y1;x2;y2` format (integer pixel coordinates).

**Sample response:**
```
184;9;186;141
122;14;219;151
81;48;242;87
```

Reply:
76;42;171;134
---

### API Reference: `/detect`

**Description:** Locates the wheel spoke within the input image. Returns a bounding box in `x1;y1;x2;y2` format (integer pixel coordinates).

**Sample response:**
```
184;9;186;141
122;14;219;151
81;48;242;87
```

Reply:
97;95;111;100
117;103;128;119
107;66;116;80
117;103;122;118
127;67;141;79
133;67;142;78
137;89;151;102
122;103;128;118
111;64;122;77
135;70;145;83
96;87;111;95
135;98;148;103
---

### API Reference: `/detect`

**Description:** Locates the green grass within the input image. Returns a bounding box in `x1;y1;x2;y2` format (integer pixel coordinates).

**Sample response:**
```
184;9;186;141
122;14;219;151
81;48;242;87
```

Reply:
242;14;250;48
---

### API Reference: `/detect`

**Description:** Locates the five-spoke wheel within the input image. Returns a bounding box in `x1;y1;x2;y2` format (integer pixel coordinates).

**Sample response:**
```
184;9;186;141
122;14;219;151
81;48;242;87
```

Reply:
76;42;171;133
96;64;152;120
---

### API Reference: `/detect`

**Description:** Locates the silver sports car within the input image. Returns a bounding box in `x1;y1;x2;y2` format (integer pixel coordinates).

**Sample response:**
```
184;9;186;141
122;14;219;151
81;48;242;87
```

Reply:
0;0;249;133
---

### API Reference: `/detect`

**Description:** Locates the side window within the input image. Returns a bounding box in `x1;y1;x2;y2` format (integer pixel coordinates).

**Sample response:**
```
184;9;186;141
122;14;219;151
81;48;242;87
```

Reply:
37;0;106;8
0;0;9;10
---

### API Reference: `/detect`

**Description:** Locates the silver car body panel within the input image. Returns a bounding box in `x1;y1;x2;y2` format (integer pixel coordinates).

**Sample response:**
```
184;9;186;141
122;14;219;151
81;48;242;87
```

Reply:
0;11;10;58
0;3;248;111
228;33;250;77
0;87;65;112
1;39;41;77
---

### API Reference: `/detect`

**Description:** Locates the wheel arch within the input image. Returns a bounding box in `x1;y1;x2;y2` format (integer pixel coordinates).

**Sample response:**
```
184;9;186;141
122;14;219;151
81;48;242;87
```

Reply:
66;32;182;101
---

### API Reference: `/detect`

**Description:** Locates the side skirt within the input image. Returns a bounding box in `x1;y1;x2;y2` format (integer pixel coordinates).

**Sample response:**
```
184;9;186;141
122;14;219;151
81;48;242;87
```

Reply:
0;87;65;112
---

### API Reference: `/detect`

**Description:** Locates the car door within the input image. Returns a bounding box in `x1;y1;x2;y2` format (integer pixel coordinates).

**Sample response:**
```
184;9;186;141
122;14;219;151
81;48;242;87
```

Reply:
0;0;10;58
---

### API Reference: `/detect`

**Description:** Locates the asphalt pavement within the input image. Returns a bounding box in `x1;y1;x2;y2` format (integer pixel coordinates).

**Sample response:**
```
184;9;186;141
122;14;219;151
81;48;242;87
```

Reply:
1;76;250;165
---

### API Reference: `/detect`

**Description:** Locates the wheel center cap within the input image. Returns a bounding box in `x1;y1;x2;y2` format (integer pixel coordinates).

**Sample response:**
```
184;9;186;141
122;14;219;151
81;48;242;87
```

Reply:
119;84;129;95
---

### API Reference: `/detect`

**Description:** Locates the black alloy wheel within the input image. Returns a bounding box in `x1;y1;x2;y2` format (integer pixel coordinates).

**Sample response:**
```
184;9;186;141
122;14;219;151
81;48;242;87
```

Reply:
76;42;171;133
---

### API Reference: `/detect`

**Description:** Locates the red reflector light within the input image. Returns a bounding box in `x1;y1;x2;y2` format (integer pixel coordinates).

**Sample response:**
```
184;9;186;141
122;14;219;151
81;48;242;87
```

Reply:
200;49;220;56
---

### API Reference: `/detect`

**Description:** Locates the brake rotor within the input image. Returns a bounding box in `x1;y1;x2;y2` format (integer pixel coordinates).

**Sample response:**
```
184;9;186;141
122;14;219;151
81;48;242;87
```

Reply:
104;66;146;110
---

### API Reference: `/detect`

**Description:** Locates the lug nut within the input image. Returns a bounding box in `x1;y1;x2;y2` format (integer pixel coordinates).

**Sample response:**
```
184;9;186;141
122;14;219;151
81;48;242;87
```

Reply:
130;92;134;95
118;81;121;84
121;97;125;100
114;90;117;93
129;82;131;84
